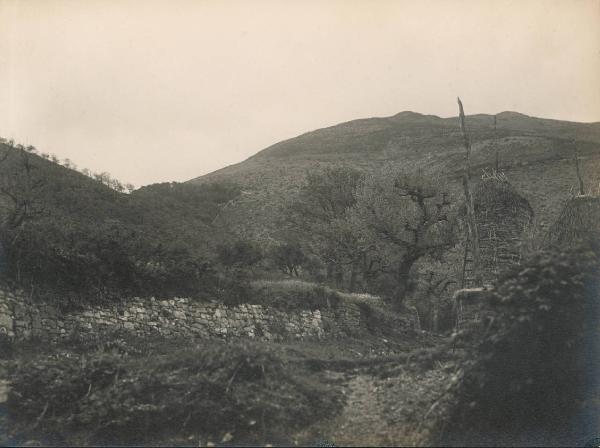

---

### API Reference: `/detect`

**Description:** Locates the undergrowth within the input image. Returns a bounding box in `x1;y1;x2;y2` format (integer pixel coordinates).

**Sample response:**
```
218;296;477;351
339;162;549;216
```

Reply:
7;340;344;445
248;279;344;311
428;245;600;447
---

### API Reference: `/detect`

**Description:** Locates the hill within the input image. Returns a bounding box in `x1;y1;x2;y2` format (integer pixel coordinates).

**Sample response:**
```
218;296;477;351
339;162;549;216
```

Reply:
189;111;600;239
0;142;240;303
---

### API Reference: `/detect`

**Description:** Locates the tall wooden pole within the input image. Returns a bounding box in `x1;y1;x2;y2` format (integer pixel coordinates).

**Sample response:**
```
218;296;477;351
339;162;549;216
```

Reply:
493;115;499;172
573;139;585;196
457;97;483;287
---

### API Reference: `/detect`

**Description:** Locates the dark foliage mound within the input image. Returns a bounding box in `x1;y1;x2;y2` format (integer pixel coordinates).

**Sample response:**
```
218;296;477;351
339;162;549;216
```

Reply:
7;341;343;445
434;245;600;446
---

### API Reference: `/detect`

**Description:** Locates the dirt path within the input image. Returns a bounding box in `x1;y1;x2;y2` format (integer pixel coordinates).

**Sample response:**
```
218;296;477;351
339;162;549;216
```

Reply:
296;363;453;447
328;373;392;446
0;363;11;446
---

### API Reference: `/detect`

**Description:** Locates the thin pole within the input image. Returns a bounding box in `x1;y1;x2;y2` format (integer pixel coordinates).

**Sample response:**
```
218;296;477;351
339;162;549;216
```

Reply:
494;115;499;172
457;97;483;287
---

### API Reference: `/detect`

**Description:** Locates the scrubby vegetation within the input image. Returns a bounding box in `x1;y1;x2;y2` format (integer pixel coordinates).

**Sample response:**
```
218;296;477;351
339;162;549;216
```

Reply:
248;279;343;311
7;340;344;446
429;245;600;446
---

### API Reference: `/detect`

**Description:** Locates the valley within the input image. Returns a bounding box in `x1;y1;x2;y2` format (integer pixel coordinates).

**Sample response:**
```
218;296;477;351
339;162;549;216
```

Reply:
0;109;599;446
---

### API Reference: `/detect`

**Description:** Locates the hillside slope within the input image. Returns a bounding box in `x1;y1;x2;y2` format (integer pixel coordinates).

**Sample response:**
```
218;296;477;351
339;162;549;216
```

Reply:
0;143;239;302
189;111;600;239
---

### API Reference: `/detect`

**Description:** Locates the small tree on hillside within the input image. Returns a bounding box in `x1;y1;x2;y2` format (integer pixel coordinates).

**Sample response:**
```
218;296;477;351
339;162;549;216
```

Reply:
288;166;366;288
216;239;263;270
0;144;47;285
268;241;307;276
292;166;364;222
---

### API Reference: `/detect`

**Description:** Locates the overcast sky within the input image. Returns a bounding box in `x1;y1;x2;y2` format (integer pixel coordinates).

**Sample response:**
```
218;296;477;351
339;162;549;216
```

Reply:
0;0;599;186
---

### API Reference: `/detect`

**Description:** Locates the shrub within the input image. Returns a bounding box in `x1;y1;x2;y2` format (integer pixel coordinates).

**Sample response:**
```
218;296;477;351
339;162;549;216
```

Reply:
267;242;307;276
249;279;342;311
8;341;343;445
216;239;263;269
432;245;600;446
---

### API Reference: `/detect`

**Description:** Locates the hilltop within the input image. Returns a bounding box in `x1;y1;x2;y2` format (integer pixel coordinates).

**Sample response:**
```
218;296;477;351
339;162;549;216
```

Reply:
189;111;600;239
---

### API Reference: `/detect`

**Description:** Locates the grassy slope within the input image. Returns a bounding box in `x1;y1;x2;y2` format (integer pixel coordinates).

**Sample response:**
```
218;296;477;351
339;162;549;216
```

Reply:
188;111;600;240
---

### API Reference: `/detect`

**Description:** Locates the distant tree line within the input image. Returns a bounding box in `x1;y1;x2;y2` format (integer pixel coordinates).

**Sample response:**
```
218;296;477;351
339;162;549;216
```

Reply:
0;138;136;193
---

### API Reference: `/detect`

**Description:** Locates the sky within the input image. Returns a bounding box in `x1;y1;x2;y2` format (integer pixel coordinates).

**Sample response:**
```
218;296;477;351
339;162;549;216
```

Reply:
0;0;599;187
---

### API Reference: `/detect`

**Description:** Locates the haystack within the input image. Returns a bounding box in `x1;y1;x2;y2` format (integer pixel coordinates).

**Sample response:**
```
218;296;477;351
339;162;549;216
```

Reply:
547;195;600;247
463;172;534;287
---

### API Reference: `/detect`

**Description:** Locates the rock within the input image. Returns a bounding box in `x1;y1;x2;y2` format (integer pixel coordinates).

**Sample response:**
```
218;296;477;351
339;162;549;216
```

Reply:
0;313;13;332
173;310;186;319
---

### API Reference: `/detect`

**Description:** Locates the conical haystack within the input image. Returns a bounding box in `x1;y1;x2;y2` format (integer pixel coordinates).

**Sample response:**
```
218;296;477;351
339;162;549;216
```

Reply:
547;195;600;247
463;173;534;287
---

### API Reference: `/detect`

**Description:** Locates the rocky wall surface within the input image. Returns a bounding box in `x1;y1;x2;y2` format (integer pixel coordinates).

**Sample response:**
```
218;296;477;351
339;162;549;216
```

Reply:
0;286;376;342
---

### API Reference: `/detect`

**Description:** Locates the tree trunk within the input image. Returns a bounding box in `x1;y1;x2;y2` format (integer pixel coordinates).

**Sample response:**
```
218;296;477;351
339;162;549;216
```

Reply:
326;262;334;280
349;264;358;292
393;256;417;308
334;267;344;289
432;304;439;333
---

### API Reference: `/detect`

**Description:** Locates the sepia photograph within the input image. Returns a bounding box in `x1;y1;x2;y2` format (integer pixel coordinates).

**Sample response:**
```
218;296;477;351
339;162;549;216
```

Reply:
0;0;599;446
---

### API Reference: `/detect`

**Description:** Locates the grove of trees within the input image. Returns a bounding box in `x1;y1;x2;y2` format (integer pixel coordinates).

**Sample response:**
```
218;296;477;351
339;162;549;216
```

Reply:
285;166;458;309
0;138;462;322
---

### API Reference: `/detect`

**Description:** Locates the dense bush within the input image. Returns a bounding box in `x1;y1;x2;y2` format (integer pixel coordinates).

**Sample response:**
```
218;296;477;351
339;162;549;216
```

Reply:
3;217;219;307
433;245;600;446
8;341;343;445
216;239;263;269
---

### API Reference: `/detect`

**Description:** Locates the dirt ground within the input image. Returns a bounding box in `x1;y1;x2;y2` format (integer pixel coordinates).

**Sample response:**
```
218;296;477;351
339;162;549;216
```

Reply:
292;359;454;447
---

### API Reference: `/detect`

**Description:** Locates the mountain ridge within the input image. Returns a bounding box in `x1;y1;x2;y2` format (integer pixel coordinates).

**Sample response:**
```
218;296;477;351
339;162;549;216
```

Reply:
187;110;600;242
190;110;600;183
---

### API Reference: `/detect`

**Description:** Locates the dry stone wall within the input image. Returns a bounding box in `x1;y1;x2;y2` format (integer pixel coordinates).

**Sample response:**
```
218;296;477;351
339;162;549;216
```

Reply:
0;286;379;342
